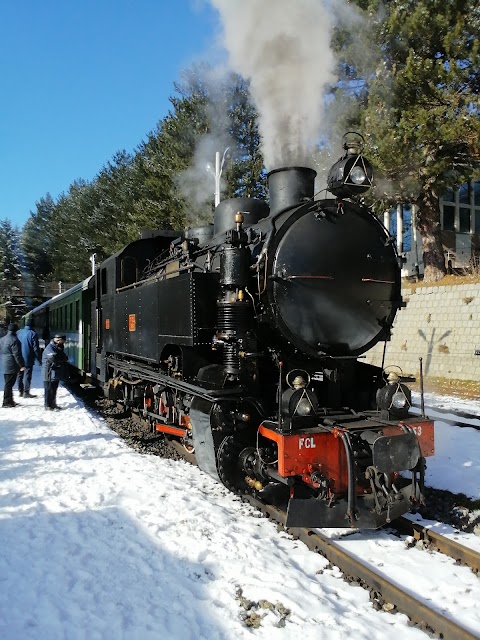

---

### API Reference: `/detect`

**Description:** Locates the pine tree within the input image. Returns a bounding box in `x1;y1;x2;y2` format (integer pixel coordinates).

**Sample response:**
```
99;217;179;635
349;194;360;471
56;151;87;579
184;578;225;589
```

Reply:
224;75;266;200
0;219;25;319
21;193;56;281
338;0;480;281
133;69;210;230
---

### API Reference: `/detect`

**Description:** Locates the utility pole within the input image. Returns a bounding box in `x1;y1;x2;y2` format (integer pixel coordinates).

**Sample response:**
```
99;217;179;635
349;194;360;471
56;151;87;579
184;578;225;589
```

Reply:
207;148;230;207
214;151;221;207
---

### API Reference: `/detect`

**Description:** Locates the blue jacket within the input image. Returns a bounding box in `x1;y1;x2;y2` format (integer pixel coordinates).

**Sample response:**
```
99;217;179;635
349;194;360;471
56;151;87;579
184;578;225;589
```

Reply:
16;326;42;367
42;340;69;382
0;331;25;374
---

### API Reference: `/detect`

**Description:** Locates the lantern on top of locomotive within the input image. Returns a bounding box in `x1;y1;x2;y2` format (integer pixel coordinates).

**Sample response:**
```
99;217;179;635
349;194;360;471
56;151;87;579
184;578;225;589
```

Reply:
327;132;373;198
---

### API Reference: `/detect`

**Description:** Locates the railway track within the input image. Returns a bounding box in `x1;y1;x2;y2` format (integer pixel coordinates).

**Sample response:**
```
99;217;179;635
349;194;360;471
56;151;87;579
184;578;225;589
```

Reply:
243;494;480;640
394;516;480;574
85;394;480;639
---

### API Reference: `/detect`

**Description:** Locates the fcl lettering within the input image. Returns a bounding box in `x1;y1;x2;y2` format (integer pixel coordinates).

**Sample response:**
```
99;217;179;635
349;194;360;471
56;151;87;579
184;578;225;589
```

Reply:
299;437;316;450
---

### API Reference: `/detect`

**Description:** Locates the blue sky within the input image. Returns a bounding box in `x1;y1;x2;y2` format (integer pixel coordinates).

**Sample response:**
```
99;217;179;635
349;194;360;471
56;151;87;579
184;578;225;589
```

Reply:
0;1;218;228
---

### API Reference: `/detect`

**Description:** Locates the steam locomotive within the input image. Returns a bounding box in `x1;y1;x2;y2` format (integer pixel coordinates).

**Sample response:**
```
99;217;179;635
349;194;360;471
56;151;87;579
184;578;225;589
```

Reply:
27;136;434;528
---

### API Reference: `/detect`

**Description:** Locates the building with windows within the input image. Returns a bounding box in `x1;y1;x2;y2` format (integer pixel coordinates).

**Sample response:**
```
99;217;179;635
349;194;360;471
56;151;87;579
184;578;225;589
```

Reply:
384;180;480;276
441;180;480;268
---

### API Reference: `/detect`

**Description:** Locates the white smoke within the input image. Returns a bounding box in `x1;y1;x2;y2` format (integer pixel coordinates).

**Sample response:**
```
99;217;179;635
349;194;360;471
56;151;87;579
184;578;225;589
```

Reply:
177;132;234;225
209;0;337;170
174;65;238;224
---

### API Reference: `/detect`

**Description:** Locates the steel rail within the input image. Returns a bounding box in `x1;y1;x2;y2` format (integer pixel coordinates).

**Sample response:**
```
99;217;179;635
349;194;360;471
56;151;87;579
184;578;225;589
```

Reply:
395;516;480;574
241;494;480;640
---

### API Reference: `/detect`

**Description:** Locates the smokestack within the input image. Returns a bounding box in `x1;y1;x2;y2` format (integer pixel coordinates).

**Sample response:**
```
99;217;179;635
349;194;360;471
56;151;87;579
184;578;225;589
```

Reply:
267;166;316;215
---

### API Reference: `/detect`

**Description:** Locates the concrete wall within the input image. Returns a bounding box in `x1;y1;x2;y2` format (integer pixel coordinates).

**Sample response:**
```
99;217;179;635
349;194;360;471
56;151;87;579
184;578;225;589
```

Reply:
364;283;480;381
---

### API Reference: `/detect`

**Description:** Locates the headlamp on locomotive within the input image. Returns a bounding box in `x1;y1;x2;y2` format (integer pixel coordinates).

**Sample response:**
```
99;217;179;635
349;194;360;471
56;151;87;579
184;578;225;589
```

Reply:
327;132;373;199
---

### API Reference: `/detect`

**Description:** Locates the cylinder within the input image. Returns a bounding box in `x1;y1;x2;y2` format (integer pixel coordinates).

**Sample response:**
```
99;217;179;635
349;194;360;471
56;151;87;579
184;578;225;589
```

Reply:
267;167;317;215
219;246;250;287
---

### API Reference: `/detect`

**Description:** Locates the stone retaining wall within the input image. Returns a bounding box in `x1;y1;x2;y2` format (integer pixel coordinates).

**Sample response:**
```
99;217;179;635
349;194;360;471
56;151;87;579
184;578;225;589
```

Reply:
364;283;480;381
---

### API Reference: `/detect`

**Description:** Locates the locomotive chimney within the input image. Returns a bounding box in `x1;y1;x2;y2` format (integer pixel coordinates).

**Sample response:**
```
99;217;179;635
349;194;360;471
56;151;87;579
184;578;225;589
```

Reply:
267;166;317;215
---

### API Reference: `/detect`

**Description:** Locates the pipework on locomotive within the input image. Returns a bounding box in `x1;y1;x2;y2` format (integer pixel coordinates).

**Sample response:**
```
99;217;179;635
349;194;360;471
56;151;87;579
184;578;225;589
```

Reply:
29;134;435;528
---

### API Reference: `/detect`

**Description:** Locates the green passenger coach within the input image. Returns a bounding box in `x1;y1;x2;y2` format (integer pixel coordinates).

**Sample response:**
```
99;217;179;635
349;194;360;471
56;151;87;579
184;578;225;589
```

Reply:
23;276;95;376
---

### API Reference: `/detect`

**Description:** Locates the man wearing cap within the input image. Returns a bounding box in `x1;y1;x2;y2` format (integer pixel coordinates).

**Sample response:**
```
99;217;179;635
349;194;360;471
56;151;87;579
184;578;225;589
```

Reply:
0;323;26;408
42;334;69;410
16;318;42;398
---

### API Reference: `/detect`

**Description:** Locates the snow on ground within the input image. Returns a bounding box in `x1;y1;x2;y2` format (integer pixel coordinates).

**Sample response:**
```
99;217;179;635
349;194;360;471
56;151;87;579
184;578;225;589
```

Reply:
411;392;480;498
0;366;479;639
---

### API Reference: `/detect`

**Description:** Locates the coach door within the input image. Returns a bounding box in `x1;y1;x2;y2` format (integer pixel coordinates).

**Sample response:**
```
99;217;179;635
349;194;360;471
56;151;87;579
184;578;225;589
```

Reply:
90;270;103;380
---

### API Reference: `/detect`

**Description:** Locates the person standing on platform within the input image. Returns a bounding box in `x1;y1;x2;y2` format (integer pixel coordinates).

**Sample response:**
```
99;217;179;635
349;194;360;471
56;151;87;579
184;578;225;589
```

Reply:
42;334;69;410
16;318;42;398
0;323;25;408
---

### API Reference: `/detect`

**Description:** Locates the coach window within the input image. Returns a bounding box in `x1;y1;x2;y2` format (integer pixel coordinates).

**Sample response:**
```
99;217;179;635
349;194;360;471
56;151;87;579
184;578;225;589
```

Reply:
75;300;80;330
69;302;73;330
120;256;138;286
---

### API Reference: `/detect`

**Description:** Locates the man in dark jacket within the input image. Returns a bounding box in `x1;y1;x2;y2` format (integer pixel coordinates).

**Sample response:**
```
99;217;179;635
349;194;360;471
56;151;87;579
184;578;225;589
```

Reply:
16;319;42;398
0;323;25;407
42;334;68;410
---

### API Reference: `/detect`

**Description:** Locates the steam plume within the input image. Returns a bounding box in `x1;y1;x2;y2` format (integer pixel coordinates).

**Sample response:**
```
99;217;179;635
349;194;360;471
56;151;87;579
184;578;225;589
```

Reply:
210;0;336;170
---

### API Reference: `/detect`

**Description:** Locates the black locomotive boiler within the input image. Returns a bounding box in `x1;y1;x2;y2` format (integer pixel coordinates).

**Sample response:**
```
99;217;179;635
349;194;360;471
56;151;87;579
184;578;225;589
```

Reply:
85;139;434;528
